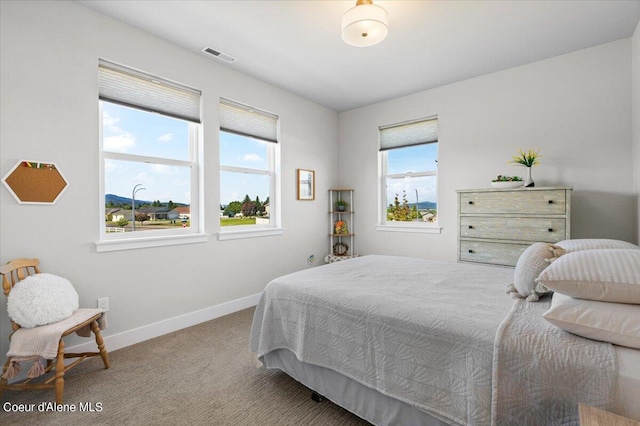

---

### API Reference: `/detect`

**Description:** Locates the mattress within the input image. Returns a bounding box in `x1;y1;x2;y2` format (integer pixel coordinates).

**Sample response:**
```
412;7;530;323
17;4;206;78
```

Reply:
264;345;640;425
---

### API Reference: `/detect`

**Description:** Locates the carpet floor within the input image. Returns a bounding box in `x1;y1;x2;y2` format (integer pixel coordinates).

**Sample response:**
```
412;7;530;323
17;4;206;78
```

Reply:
0;307;371;425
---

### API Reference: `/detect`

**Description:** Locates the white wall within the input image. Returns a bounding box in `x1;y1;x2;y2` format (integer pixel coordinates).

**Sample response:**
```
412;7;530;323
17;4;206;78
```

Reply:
0;1;338;356
338;39;636;260
633;20;640;243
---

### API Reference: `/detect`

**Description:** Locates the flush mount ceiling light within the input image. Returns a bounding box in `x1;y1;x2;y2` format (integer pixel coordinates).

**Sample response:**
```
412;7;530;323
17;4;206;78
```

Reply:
341;0;388;47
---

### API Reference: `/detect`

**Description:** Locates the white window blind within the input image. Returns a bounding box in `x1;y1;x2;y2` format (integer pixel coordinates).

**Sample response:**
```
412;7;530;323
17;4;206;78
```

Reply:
220;99;278;143
379;117;438;151
98;60;201;123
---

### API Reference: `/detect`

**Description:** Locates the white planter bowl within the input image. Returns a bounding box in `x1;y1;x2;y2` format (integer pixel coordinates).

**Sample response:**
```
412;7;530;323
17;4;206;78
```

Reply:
490;181;523;188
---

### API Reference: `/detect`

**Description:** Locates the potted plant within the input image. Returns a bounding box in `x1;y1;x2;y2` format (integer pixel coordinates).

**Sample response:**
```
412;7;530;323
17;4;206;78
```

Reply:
335;200;349;212
510;148;541;187
490;175;523;188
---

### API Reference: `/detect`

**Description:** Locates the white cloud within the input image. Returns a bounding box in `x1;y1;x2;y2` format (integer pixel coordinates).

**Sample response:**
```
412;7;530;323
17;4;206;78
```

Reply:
157;133;174;143
134;172;150;184
151;164;177;175
102;111;121;132
242;153;263;162
104;134;135;152
102;111;135;153
104;159;119;172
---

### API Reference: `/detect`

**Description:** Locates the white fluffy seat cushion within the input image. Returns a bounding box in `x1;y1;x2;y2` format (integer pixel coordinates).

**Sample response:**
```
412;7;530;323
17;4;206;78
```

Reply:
7;273;79;328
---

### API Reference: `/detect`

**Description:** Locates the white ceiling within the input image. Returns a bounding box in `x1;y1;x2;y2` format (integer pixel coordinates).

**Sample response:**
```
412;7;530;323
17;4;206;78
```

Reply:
77;0;640;112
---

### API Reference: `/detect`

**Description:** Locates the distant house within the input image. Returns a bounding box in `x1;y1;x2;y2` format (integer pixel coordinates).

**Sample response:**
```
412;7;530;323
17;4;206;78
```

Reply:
111;209;134;221
169;206;190;220
137;206;171;220
105;208;121;220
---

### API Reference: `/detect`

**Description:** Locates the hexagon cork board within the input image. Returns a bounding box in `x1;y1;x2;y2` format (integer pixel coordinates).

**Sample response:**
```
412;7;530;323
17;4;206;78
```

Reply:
2;160;69;204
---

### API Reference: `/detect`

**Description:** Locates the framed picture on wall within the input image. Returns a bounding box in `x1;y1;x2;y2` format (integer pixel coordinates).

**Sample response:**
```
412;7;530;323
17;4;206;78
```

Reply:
297;169;315;200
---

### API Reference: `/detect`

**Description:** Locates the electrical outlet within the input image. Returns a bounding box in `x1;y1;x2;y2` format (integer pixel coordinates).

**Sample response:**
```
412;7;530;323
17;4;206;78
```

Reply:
308;254;315;264
98;297;109;311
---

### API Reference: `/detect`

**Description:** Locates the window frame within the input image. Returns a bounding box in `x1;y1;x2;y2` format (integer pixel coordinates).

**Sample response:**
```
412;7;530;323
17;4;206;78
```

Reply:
218;100;282;241
377;117;442;234
96;71;207;252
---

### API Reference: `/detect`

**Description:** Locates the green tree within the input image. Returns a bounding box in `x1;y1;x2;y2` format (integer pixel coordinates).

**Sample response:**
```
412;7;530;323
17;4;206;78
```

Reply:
168;200;175;210
135;212;150;225
387;191;413;221
241;201;256;217
117;217;129;227
255;196;264;215
224;201;242;217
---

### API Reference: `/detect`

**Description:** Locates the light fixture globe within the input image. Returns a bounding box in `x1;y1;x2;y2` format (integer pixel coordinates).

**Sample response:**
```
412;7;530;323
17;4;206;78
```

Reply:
341;0;388;47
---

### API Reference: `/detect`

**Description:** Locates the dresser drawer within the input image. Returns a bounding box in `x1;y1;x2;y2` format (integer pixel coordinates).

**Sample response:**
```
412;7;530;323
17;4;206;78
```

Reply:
459;190;566;215
460;217;566;242
459;240;530;267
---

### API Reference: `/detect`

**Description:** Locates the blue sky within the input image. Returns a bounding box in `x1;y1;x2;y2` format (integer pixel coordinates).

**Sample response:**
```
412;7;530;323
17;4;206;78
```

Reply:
220;132;270;206
386;144;438;206
103;102;436;207
103;103;269;206
103;102;191;204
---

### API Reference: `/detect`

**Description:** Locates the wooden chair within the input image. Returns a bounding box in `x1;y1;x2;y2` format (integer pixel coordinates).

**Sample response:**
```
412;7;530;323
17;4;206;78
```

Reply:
0;258;110;403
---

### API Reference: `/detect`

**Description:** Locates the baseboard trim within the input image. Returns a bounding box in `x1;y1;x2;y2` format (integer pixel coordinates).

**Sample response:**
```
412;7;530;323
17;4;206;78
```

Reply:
68;292;262;353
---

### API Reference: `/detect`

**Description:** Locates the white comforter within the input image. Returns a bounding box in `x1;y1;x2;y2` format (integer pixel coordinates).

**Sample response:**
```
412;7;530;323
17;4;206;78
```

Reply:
250;255;617;425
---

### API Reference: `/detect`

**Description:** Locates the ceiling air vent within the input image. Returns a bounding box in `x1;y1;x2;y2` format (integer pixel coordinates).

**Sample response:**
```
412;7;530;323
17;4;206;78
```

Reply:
201;47;236;64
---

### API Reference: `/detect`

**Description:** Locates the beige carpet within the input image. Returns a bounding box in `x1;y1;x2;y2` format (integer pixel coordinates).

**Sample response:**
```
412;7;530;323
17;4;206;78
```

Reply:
0;308;371;425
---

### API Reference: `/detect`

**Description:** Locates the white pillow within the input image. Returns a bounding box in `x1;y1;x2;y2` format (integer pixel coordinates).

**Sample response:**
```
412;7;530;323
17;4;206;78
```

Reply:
555;238;639;253
536;249;640;304
7;273;79;328
506;242;565;301
543;293;640;349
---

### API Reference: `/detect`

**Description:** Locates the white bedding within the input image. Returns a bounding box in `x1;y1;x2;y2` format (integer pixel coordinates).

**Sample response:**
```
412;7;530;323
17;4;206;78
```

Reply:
250;255;629;425
615;345;640;419
251;255;514;425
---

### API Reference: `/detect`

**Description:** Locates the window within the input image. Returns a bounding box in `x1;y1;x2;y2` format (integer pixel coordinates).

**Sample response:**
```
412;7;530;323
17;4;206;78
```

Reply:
378;117;440;232
219;99;281;239
97;60;204;251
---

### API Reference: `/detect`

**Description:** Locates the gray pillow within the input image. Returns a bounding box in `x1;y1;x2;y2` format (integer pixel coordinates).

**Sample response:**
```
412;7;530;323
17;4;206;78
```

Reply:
506;242;565;302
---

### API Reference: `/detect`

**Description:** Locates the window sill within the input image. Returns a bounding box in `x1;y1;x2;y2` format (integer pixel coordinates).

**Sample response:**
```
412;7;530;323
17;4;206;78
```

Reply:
218;227;285;241
376;223;442;234
95;233;209;252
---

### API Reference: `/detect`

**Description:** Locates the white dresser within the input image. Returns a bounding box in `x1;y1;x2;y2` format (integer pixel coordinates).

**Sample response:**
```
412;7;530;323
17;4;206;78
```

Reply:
457;186;572;267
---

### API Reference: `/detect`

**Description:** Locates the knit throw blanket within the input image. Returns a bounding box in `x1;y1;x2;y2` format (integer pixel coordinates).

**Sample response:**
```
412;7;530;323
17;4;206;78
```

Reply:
3;308;107;379
492;298;617;425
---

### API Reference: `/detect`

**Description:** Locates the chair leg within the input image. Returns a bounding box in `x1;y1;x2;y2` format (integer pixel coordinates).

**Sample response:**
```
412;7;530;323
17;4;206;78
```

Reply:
0;357;11;400
55;340;65;404
91;320;110;369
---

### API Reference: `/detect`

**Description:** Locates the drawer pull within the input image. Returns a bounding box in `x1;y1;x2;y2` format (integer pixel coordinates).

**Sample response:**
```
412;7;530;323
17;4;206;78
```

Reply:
548;200;554;204
468;201;474;205
468;225;474;229
468;249;474;253
548;228;553;232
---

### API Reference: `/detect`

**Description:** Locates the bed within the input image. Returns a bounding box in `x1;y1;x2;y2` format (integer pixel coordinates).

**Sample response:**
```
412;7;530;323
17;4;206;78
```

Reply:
249;255;640;425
